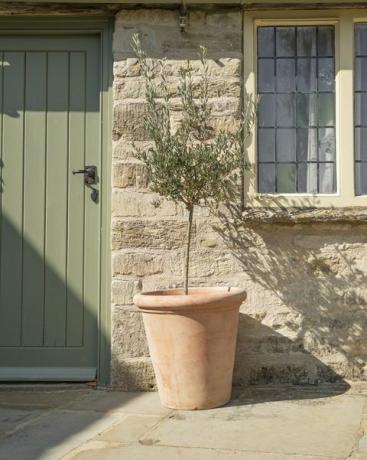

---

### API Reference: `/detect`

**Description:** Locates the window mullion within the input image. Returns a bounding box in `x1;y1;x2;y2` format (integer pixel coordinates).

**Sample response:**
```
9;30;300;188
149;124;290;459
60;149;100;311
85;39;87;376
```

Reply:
338;15;355;199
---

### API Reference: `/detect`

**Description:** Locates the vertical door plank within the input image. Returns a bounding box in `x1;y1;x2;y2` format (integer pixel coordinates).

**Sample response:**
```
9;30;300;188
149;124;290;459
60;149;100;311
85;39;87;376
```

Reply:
66;52;85;347
44;52;69;347
83;44;101;355
0;52;25;346
22;52;47;346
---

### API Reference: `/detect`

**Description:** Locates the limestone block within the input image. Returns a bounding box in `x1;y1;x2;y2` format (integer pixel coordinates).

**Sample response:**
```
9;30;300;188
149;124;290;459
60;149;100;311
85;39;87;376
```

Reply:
168;249;242;278
111;306;149;358
114;12;241;59
112;218;189;250
113;101;149;141
112;189;179;218
113;163;149;189
111;357;156;390
114;76;241;100
113;140;154;161
111;279;142;305
113;251;165;277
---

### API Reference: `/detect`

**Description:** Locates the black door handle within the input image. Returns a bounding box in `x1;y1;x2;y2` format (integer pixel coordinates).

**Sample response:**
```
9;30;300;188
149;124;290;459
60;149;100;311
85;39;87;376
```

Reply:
72;165;98;203
72;165;97;185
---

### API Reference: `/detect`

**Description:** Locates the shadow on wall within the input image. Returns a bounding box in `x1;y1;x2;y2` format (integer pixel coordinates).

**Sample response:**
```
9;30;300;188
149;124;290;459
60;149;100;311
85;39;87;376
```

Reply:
213;194;367;386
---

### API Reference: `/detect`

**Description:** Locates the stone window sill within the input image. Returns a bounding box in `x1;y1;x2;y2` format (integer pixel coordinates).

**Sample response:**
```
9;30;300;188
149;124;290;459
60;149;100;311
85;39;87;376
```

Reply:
241;207;367;224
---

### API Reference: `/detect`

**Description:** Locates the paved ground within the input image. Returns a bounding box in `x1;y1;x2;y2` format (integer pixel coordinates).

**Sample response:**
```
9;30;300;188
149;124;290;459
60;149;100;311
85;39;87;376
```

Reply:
0;383;367;460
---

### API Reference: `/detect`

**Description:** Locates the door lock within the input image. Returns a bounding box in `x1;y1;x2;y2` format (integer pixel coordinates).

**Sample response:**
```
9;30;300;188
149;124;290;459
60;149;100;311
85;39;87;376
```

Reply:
72;165;97;185
72;165;98;203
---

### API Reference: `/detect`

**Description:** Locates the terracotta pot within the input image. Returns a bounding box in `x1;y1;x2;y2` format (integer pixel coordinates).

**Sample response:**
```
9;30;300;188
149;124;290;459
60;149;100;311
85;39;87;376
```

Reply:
133;287;246;410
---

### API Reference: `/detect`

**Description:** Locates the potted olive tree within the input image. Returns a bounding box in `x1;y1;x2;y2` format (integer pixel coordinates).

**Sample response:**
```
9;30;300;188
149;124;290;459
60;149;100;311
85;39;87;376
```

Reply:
132;35;256;410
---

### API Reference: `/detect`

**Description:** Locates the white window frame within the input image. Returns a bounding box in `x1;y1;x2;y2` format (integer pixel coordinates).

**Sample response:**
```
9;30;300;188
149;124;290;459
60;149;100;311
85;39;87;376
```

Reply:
243;9;367;208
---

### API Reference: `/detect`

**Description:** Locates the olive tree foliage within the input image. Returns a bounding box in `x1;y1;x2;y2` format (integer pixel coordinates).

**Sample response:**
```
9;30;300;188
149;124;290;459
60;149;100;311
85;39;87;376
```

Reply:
131;34;257;294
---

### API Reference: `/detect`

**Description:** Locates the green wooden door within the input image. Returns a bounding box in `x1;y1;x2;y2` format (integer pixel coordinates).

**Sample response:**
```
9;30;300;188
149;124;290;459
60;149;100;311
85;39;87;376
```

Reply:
0;34;101;381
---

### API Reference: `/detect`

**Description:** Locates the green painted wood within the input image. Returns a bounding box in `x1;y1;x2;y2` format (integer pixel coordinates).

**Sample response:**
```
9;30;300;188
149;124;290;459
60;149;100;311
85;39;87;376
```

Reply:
67;52;86;347
84;43;100;356
98;18;113;385
22;52;47;346
0;367;96;381
0;52;25;347
0;34;101;377
44;51;69;347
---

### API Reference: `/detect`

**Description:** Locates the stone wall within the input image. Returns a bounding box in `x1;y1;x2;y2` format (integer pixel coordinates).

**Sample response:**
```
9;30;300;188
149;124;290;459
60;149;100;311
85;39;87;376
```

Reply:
111;8;367;389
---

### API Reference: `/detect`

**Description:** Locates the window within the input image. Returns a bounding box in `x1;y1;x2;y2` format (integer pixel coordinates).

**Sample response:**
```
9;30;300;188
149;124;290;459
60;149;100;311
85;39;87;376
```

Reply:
355;24;367;196
257;25;336;194
243;12;367;207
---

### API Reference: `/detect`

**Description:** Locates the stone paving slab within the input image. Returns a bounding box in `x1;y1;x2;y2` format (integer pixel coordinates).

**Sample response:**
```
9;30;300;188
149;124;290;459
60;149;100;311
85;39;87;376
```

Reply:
0;385;90;410
68;390;170;415
66;443;336;460
0;407;42;437
0;409;121;460
140;394;365;458
98;414;162;443
0;384;366;460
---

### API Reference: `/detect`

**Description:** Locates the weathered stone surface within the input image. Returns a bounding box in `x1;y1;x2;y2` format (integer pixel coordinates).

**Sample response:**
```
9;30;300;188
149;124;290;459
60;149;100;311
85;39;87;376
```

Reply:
98;415;161;444
242;207;367;224
113;162;149;189
114;76;241;100
112;219;190;250
114;57;242;79
111;357;156;391
141;392;364;459
114;10;241;59
112;279;142;305
113;251;165;277
112;190;179;218
113;140;154;161
112;306;149;358
113;102;149;141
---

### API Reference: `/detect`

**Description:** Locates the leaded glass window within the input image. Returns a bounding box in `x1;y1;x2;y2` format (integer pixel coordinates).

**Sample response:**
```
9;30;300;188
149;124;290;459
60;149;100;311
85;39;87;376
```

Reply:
257;26;336;194
355;24;367;195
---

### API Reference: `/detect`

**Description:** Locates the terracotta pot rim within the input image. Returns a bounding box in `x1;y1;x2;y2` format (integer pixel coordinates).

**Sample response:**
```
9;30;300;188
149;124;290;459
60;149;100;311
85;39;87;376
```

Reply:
133;286;246;311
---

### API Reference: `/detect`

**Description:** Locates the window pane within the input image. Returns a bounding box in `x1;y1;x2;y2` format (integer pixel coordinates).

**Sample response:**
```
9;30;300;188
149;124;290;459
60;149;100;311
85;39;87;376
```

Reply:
297;58;317;93
355;26;367;195
319;128;336;162
318;94;335;126
298;163;318;193
297;94;318;127
276;27;295;57
257;25;335;195
258;129;275;162
258;59;275;92
297;27;317;56
318;58;334;92
355;58;367;92
297;128;318;161
356;24;367;56
277;93;296;127
259;164;276;192
318;26;334;56
356;163;367;195
277;129;296;161
259;94;275;127
355;128;367;161
276;59;295;92
258;27;274;57
277;164;297;193
355;93;367;126
319;163;336;193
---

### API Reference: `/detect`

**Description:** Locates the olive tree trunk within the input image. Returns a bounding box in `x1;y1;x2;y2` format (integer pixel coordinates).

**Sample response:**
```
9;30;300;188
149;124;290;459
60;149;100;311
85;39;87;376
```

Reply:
184;206;194;295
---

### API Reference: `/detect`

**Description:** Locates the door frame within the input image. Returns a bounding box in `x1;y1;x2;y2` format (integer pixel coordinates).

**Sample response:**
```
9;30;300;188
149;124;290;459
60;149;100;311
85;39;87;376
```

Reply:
0;16;113;384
